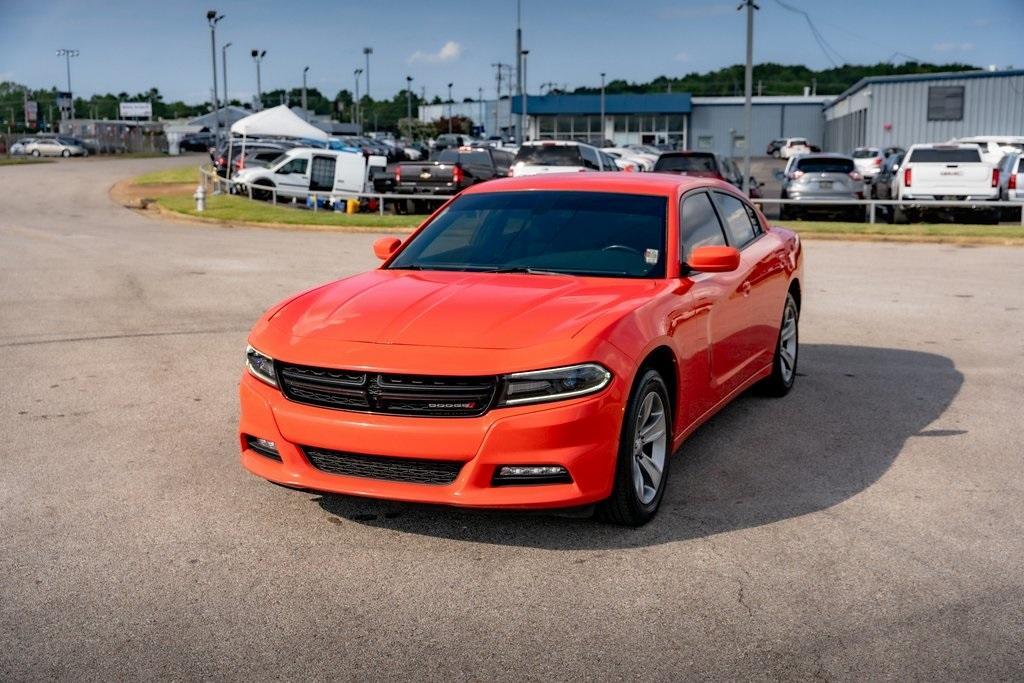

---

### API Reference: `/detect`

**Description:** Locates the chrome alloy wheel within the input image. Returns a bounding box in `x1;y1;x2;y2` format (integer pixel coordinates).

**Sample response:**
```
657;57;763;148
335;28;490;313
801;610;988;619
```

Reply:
632;391;668;504
779;298;798;384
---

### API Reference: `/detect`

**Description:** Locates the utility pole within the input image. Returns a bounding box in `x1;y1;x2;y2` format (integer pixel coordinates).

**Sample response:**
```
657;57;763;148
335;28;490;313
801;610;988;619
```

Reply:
515;0;523;144
600;72;606;145
363;47;373;98
478;86;484;135
492;63;506;137
405;75;413;140
251;49;266;110
56;48;79;120
740;0;758;196
521;51;529;142
353;68;363;126
301;66;309;119
222;42;232;109
447;82;453;134
206;11;223;144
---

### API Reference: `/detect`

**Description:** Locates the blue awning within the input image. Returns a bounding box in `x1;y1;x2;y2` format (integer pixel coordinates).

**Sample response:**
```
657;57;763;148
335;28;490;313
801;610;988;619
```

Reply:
511;93;692;115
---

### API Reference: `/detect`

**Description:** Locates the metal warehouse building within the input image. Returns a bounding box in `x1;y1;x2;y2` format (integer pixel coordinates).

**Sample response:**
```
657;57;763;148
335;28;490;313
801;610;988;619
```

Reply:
823;69;1024;152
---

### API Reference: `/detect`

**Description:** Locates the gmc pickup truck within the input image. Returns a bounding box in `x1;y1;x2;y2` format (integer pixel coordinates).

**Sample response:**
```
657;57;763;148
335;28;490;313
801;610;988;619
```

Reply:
392;146;515;213
893;143;1000;223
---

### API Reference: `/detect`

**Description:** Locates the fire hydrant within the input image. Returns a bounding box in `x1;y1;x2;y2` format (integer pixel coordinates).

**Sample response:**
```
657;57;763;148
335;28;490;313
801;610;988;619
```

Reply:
194;184;206;212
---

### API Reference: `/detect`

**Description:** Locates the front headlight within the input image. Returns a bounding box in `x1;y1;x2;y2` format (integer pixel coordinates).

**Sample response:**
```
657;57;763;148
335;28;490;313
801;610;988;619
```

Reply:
499;363;611;406
245;345;277;387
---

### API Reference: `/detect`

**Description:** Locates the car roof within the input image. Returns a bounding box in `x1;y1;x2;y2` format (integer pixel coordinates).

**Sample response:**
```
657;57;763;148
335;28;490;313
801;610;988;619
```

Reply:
461;172;731;197
795;152;853;160
659;150;716;157
521;140;589;147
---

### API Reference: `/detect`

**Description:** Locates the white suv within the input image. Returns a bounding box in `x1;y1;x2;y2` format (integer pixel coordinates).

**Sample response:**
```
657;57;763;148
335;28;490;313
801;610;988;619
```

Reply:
511;141;618;177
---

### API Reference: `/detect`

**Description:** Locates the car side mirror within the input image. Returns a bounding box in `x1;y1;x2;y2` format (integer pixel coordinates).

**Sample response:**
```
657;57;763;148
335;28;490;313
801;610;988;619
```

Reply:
772;169;785;181
373;237;402;260
687;245;741;273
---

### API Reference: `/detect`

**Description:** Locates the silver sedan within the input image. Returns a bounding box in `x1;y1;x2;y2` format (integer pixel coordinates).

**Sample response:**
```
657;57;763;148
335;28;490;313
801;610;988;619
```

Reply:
24;138;88;158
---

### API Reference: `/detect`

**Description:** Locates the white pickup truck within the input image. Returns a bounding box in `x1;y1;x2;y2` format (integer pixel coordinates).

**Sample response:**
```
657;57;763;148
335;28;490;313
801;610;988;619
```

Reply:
892;143;1000;223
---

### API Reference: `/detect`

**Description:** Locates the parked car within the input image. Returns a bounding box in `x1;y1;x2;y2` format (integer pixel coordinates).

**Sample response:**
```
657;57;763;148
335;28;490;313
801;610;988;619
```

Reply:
24;137;87;157
777;153;864;220
767;139;786;157
180;132;215;152
951;136;1024;167
238;173;803;525
232;148;386;201
778;138;811;159
212;140;298;178
624;143;664;157
851;147;886;182
602;147;655;171
602;151;641;172
997;152;1023;204
869;152;905;203
433;134;473;152
510;140;618;176
892;143;1000;223
392;146;515;213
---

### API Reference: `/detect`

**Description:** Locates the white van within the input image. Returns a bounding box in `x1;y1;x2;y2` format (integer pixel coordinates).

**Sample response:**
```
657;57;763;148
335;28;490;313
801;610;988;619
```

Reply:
233;148;386;200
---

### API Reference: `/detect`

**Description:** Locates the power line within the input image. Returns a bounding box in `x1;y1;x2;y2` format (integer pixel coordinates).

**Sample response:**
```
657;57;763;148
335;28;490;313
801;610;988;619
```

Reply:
771;0;846;67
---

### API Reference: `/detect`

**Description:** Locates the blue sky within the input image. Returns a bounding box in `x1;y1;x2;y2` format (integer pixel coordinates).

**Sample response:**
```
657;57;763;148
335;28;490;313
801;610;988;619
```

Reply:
0;0;1021;103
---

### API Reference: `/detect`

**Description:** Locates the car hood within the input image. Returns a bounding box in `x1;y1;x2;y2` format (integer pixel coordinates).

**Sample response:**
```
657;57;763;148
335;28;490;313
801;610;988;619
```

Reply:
268;269;661;350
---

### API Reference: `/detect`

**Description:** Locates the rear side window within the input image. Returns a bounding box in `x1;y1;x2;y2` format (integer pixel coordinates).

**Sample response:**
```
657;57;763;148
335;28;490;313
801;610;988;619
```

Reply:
795;157;854;173
514;145;584;167
580;146;601;170
907;148;981;163
680;192;727;262
656;154;717;173
714;192;758;248
852;148;879;158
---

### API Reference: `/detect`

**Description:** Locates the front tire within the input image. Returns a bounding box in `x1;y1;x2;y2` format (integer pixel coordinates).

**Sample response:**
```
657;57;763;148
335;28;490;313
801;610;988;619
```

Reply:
758;292;799;397
596;369;672;526
61;149;70;157
31;149;40;157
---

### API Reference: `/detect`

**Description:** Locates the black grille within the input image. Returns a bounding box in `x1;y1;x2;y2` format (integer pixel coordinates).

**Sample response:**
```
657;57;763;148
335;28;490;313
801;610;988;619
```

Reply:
277;362;498;417
304;447;464;485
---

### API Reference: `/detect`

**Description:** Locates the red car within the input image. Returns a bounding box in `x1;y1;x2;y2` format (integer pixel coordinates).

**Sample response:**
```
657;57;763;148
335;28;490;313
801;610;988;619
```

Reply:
240;174;803;525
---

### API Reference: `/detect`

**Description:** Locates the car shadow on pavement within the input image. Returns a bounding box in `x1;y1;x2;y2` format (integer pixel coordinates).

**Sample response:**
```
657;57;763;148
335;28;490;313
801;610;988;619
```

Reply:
315;344;963;549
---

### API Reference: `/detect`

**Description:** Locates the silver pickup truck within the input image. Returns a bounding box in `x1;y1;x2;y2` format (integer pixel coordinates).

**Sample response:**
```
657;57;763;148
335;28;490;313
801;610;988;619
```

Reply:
893;143;1000;223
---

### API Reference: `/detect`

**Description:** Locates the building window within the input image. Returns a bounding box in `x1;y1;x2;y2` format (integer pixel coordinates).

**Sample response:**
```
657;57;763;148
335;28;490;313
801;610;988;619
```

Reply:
927;86;964;121
697;135;714;149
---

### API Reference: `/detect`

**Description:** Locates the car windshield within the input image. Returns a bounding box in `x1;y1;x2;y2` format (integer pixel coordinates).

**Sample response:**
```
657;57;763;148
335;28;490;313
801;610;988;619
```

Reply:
655;154;717;173
907;148;981;163
795;157;855;173
514;145;583;166
388;191;667;278
852;148;879;158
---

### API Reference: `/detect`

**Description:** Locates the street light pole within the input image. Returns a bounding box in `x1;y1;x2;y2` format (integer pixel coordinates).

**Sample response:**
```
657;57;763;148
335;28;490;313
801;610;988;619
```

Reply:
251;49;266;110
221;42;232;109
521;51;529;142
206;11;224;144
405;75;413;141
600;72;606;146
353;68;363;126
363;47;373;99
740;0;758;196
478;86;484;136
515;0;523;144
447;82;453;134
56;49;80;120
302;66;309;120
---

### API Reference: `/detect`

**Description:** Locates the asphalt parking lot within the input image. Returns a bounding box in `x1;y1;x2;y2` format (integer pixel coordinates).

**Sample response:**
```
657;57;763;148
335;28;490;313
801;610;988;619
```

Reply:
2;157;1023;680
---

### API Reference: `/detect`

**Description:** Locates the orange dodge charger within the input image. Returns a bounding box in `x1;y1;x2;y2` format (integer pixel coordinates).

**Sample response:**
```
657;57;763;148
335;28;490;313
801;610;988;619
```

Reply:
239;173;802;525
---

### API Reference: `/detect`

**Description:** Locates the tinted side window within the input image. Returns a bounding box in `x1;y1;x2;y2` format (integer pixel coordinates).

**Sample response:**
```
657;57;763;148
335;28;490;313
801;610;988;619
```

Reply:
680;192;727;262
580;146;600;170
714;192;758;247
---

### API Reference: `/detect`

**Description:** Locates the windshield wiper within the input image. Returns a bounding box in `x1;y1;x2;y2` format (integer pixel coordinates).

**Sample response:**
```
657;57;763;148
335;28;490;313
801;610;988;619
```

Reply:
476;266;567;276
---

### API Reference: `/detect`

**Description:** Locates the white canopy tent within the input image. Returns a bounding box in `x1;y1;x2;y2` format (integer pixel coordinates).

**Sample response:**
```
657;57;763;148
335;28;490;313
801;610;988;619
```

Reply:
229;105;328;140
226;106;328;181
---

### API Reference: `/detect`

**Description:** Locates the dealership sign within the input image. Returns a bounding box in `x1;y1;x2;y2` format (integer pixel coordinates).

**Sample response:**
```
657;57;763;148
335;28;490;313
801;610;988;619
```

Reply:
119;101;152;118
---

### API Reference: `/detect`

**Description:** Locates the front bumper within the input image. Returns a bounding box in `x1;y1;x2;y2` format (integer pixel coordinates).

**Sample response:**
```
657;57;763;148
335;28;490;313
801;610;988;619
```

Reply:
238;371;626;509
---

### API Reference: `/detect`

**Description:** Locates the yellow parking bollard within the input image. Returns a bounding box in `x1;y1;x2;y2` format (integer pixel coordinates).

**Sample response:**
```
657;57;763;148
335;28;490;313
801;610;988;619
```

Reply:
347;198;359;214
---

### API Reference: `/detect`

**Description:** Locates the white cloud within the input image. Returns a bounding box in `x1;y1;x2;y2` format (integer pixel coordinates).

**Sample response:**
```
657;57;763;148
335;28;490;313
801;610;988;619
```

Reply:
658;3;734;20
408;41;463;64
933;41;975;53
674;52;691;62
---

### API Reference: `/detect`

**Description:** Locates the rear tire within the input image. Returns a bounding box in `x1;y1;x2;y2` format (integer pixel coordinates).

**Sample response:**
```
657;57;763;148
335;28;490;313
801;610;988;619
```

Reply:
892;204;910;224
596;369;672;526
61;149;70;158
757;292;799;397
31;149;40;157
